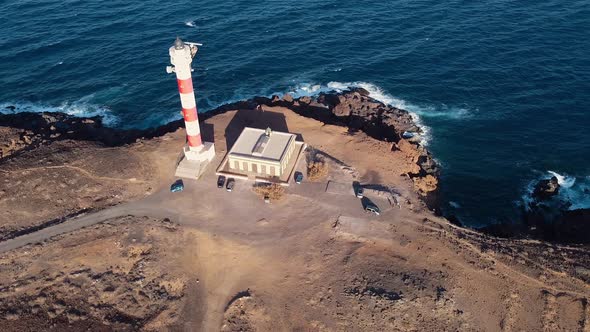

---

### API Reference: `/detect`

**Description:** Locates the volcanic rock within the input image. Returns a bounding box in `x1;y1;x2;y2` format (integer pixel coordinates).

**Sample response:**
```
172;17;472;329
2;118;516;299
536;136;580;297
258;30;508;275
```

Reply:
299;96;311;105
532;176;560;200
282;93;294;103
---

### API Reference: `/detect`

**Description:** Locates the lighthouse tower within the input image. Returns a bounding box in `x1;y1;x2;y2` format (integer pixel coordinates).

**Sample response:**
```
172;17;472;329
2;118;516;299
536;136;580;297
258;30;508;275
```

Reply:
167;37;215;179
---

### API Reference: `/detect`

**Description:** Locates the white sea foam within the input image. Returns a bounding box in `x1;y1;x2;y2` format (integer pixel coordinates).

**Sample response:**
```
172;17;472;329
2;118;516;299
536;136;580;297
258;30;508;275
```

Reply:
547;170;576;188
546;171;590;210
0;100;118;126
412;105;471;120
522;171;590;210
198;81;467;146
567;185;590;210
449;201;461;209
285;81;436;145
185;21;197;28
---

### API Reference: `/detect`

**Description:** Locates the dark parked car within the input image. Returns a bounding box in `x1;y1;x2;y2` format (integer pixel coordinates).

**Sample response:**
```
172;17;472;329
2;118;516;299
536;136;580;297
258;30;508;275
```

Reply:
170;180;184;193
217;175;226;188
294;172;303;184
226;178;235;192
355;186;364;198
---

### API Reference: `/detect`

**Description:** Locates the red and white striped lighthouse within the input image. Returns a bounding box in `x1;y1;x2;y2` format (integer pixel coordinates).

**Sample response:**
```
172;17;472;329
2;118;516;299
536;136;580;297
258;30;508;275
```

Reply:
168;37;215;178
170;37;203;149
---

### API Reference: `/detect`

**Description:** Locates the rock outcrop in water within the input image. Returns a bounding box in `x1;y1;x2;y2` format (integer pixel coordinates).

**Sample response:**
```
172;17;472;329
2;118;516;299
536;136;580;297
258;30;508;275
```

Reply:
532;176;560;200
481;176;590;244
524;176;589;243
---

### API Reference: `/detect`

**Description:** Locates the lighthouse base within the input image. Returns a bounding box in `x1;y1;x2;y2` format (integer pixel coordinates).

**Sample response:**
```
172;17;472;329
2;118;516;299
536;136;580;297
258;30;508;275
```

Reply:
175;142;216;179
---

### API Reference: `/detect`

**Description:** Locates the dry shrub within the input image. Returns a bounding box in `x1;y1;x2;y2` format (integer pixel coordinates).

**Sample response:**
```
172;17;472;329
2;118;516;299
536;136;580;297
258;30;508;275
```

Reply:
254;183;285;200
307;158;328;181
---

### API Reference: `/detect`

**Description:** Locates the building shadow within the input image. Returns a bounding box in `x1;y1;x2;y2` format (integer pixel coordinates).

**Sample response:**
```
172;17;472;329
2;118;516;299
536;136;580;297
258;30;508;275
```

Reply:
224;109;292;150
200;121;215;144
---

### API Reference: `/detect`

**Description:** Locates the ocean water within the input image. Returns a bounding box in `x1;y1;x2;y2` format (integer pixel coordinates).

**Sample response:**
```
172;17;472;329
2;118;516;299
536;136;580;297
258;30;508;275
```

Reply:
1;0;589;227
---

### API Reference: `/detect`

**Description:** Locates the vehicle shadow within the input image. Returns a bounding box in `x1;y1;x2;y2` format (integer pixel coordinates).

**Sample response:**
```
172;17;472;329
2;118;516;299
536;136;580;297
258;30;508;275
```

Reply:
360;196;374;209
361;196;380;215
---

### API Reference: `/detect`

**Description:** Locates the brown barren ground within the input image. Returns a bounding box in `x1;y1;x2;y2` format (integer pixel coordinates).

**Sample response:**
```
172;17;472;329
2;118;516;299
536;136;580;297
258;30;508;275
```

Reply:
0;105;589;331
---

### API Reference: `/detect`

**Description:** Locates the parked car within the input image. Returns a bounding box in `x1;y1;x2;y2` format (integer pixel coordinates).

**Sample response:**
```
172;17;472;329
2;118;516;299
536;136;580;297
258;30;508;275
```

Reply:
365;203;380;215
226;178;235;192
170;180;184;193
294;172;304;184
217;175;226;188
355;186;364;198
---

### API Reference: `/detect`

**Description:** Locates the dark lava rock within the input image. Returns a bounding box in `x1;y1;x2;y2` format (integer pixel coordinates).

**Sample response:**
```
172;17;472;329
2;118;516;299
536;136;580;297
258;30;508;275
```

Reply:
555;208;590;244
477;174;590;244
0;111;185;150
532;176;560;200
511;178;590;244
299;96;312;105
350;87;370;97
282;93;294;103
520;207;590;245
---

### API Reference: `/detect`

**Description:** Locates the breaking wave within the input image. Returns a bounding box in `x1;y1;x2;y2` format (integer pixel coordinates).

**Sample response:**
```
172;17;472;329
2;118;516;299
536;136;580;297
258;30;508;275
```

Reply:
280;81;474;145
185;21;197;28
449;201;461;209
523;170;590;210
167;81;468;146
283;81;446;145
0;100;118;126
547;170;576;188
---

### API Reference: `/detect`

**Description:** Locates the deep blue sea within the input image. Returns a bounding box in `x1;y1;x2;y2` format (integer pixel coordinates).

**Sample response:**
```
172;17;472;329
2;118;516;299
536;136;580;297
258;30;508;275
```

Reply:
1;0;589;227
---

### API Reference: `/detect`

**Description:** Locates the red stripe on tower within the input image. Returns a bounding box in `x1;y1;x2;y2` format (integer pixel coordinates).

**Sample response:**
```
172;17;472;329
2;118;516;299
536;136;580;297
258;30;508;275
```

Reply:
182;107;198;122
177;78;193;94
187;134;202;147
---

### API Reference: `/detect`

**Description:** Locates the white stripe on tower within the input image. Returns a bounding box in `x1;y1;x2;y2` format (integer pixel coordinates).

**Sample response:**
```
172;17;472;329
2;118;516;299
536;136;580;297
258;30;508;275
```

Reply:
179;92;196;108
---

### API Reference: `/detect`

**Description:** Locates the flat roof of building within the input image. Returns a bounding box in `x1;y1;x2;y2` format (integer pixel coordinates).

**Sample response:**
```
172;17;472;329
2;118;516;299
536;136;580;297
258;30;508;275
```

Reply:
229;127;295;162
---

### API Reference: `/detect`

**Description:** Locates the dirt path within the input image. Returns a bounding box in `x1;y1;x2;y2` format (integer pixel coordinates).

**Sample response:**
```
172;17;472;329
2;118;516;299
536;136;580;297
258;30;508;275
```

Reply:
0;204;128;253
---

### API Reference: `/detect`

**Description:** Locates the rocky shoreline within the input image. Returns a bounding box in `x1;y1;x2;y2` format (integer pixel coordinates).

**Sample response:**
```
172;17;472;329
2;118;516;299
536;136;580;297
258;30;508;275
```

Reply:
2;88;440;197
481;176;590;244
2;91;590;331
2;89;587;245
